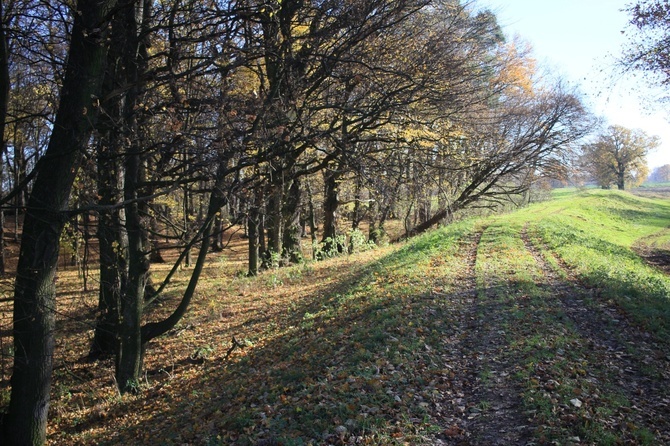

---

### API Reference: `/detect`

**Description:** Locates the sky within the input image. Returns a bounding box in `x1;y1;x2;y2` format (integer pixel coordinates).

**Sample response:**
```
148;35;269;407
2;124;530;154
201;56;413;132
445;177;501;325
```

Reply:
478;0;670;170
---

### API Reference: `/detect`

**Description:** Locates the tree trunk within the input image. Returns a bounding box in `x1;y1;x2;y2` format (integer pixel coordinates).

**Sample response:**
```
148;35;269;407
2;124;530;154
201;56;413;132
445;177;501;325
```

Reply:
113;0;152;393
305;182;318;259
258;206;267;261
0;0;9;275
351;174;364;231
89;11;132;357
2;0;116;442
183;186;192;267
140;159;229;342
396;206;457;241
212;211;224;251
265;184;283;262
90;136;127;358
322;168;344;254
116;144;147;394
116;154;231;392
248;193;260;276
369;199;380;245
148;210;165;263
282;177;303;263
92;206;127;358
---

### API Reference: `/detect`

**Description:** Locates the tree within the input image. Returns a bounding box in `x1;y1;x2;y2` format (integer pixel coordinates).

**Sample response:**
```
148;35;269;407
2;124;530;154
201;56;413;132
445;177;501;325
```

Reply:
0;0;9;274
649;163;670;182
1;0;118;443
311;1;513;243
0;1;628;441
94;0;244;393
580;125;658;190
385;23;593;239
622;1;670;87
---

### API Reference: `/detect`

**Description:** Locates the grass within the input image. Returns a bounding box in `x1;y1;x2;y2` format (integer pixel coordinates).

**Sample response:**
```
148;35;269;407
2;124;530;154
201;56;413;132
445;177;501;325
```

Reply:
2;188;670;445
482;189;670;444
529;189;670;339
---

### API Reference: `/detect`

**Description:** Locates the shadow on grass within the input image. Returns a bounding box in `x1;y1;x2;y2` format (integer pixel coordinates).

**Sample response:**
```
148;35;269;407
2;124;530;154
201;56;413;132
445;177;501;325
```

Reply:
577;264;670;341
62;227;472;445
601;192;670;226
538;216;670;341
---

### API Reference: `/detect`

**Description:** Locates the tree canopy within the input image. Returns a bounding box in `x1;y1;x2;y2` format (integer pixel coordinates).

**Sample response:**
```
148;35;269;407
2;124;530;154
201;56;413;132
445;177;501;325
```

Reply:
579;125;659;190
649;163;670;182
623;0;670;87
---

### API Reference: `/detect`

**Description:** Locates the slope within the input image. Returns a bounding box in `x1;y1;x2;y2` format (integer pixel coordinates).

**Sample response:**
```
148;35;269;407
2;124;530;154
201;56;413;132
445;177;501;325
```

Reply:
33;188;670;445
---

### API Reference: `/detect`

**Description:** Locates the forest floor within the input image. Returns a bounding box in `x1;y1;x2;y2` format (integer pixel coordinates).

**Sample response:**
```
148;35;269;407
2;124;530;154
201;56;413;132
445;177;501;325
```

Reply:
2;188;670;445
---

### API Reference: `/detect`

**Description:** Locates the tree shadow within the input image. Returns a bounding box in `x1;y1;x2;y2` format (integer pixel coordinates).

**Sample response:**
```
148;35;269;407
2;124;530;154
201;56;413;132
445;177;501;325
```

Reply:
58;236;469;445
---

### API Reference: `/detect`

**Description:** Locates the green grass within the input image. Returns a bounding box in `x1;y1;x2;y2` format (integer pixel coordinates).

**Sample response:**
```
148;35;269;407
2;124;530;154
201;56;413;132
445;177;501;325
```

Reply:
46;188;670;445
640;181;670;188
208;188;669;445
477;188;670;444
528;189;670;339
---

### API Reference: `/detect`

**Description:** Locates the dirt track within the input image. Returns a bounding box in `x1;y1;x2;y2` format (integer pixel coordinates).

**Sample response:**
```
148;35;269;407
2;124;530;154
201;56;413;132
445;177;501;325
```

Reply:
424;222;670;445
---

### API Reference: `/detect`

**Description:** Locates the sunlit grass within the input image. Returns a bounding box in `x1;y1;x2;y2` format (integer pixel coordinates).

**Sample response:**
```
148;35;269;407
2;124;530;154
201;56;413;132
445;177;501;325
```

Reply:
526;189;670;339
470;189;670;444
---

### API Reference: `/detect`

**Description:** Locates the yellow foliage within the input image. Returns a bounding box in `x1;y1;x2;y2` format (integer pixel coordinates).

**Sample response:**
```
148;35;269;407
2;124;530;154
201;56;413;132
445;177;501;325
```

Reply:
496;38;537;96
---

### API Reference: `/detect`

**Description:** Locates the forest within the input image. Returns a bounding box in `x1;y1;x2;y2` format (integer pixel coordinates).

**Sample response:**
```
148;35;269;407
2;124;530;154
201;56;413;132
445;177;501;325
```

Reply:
0;0;668;444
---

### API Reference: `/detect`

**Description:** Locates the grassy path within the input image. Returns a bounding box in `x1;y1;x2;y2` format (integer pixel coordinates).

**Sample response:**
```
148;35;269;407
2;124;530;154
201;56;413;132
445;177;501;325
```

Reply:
26;189;670;445
447;225;533;445
521;222;670;444
431;189;670;445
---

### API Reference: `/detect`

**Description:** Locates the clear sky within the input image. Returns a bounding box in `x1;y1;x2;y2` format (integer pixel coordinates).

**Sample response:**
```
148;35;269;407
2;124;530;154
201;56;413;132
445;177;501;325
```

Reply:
478;0;670;170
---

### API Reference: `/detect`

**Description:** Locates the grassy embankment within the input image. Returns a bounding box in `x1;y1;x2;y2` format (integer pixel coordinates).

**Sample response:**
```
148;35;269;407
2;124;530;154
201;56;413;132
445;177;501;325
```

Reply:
13;188;670;445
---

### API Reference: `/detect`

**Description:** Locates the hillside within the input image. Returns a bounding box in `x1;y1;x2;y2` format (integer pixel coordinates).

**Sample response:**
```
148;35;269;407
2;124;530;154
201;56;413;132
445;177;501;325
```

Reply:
3;188;670;445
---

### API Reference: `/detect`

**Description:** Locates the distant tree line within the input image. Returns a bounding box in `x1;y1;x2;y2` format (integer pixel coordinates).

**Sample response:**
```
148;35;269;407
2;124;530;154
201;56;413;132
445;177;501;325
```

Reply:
0;0;594;444
649;164;670;182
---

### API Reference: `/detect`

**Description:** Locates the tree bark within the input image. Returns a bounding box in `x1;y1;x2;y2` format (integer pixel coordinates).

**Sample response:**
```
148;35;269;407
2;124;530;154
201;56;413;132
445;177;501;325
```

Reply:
617;161;626;190
322;168;344;254
212;211;224;251
248;192;260;276
0;0;9;275
113;0;151;393
90;140;127;358
369;199;381;245
305;182;318;259
265;183;283;261
351;174;364;231
2;0;116;442
399;208;448;240
282;177;303;263
116;147;147;393
89;6;133;357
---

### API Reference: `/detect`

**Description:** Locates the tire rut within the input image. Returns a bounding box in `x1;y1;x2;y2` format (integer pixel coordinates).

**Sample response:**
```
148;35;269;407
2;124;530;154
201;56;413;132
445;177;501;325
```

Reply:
434;227;533;445
521;223;670;443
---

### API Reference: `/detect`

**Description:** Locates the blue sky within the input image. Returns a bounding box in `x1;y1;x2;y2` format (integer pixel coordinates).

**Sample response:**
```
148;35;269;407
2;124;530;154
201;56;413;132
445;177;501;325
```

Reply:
479;0;670;169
